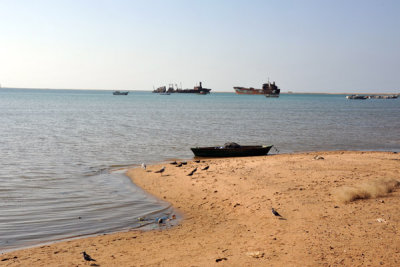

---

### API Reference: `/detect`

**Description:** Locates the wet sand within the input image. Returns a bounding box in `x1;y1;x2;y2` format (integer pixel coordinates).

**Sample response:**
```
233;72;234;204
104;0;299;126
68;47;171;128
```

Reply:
1;151;400;266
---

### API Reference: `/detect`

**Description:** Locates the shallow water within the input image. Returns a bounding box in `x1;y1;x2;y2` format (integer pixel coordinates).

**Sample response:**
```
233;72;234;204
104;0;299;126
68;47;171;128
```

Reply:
0;89;399;251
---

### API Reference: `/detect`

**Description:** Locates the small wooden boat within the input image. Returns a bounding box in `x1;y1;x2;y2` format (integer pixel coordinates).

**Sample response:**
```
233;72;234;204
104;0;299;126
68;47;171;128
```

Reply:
191;143;273;157
113;91;129;95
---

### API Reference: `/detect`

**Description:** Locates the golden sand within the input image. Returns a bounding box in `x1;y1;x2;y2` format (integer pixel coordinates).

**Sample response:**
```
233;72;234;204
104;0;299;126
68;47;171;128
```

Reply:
1;151;399;266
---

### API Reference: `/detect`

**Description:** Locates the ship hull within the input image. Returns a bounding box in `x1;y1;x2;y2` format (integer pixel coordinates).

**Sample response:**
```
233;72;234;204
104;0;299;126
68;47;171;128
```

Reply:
234;87;265;95
234;87;280;96
174;89;211;94
153;82;211;94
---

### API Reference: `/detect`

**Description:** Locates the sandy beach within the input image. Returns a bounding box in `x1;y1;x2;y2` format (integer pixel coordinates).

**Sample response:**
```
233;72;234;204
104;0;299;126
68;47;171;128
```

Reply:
1;151;399;266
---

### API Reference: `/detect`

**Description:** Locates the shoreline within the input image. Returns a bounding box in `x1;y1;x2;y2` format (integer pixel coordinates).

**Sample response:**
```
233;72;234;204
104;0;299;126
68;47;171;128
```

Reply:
2;87;399;95
1;151;399;266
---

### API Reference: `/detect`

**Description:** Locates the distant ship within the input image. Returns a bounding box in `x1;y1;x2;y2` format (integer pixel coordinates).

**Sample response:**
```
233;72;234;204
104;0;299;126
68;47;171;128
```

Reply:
153;82;211;94
153;84;174;94
234;80;280;97
113;91;129;95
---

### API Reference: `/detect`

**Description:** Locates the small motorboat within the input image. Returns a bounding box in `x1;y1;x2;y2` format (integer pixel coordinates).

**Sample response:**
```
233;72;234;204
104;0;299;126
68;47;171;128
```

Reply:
113;91;129;95
191;142;273;157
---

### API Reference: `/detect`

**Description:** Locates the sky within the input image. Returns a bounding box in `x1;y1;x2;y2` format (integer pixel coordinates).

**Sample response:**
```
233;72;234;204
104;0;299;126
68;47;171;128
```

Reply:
0;0;399;93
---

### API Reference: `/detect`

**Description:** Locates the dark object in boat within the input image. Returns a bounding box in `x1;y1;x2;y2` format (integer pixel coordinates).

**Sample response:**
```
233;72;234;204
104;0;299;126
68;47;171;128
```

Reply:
223;142;241;148
191;144;273;157
113;90;129;95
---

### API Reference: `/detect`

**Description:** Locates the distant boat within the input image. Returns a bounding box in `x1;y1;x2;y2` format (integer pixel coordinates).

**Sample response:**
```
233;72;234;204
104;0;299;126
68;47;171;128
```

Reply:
346;95;368;100
234;79;280;97
113;91;129;95
191;143;273;157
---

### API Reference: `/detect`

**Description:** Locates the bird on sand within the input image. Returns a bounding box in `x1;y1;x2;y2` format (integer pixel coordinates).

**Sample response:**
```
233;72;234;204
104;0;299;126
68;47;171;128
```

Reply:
82;251;96;262
201;166;209;170
155;166;165;175
187;167;197;176
271;208;282;217
175;162;183;167
170;161;177;165
194;160;200;163
141;163;146;170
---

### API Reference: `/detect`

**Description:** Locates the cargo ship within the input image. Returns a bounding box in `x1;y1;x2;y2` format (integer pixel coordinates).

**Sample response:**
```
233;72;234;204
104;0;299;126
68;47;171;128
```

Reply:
234;80;280;97
153;82;211;94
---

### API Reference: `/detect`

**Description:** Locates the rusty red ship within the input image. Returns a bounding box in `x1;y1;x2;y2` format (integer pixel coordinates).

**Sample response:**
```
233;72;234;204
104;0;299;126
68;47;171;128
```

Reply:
234;80;280;97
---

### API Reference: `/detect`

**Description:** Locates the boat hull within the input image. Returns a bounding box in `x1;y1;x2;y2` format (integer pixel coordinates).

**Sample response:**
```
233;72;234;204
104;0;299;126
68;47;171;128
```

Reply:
113;91;129;95
265;94;280;98
234;87;265;95
173;89;211;94
234;87;280;97
346;95;367;100
191;145;273;157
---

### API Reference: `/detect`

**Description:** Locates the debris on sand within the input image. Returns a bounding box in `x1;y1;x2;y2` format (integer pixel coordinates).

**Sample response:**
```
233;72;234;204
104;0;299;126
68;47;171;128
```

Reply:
246;251;265;258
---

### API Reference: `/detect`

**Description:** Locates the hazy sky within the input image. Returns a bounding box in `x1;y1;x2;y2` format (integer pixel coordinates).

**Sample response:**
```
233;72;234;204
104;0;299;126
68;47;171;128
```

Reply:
1;0;399;92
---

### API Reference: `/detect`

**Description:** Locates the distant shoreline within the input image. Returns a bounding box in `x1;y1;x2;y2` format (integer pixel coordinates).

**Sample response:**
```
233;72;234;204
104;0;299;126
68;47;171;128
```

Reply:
1;87;399;95
282;92;400;95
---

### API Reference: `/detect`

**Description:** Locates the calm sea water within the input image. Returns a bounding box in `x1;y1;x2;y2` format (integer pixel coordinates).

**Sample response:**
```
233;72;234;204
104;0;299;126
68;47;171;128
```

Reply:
1;89;399;251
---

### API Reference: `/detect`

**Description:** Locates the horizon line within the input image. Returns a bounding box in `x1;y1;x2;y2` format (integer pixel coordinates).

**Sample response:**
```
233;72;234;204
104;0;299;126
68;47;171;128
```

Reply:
1;87;399;95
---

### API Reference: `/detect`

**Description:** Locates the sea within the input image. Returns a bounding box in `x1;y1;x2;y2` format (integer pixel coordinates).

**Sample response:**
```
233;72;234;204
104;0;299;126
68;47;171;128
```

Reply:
1;88;399;251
